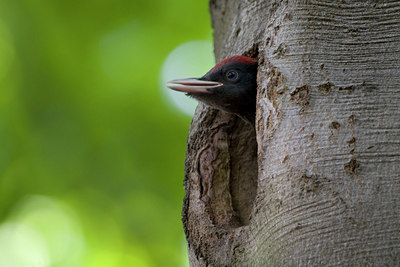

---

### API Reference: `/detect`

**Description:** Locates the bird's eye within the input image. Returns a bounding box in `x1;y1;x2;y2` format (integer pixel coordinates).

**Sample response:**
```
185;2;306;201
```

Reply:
225;70;239;81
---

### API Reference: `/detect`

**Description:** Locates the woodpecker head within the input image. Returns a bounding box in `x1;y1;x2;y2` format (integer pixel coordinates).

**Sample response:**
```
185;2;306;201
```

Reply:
167;55;258;124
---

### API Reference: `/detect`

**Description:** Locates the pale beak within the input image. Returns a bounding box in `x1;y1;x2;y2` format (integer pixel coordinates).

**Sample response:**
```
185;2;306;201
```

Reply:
167;78;222;94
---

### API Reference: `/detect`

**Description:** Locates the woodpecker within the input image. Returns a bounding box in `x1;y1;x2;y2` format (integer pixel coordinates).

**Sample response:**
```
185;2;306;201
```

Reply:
167;55;258;124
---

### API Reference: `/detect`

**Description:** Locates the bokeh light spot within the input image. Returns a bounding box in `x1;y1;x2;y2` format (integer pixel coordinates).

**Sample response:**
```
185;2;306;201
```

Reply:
0;222;50;267
160;40;214;116
98;20;144;87
0;195;85;267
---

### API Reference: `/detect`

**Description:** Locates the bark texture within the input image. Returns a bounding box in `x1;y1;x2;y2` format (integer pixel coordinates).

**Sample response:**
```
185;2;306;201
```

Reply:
183;1;400;266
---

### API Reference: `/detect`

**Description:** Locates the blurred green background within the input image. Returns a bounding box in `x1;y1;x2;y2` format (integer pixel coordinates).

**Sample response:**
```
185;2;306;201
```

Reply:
0;1;214;266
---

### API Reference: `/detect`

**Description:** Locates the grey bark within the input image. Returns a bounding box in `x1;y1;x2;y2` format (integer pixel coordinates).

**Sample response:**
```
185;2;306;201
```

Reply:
182;1;400;266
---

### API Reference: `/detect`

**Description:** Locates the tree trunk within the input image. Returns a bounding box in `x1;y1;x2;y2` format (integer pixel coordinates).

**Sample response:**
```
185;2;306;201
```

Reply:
182;1;400;266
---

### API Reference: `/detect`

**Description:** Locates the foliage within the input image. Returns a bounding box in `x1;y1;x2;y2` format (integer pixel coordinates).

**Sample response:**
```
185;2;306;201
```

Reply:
0;0;211;266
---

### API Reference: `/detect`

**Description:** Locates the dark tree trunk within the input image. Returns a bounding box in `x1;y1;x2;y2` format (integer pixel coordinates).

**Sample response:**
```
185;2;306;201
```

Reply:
183;1;400;266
